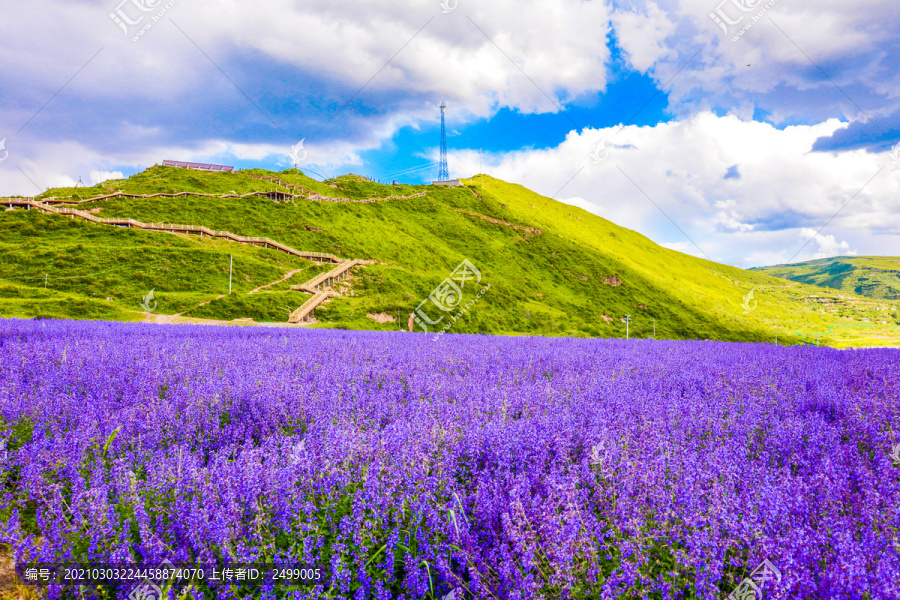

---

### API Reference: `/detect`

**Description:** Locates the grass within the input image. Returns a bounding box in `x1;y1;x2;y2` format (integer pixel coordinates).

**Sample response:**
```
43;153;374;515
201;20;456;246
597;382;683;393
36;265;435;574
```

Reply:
752;256;900;300
0;208;317;321
190;290;310;323
1;166;898;346
0;584;43;600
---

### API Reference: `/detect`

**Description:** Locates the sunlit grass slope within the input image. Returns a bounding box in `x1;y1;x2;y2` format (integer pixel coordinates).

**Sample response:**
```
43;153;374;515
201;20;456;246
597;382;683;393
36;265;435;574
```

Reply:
1;166;897;346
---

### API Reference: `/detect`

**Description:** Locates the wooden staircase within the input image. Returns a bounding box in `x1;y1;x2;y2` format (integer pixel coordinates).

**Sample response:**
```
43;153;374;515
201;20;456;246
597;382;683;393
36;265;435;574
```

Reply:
1;197;341;263
1;196;372;325
292;260;360;293
286;260;364;323
288;291;338;324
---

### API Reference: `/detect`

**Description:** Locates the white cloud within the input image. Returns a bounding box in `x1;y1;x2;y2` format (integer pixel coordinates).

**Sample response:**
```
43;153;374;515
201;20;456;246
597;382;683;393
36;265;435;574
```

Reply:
611;2;676;72
90;170;125;186
639;0;900;124
0;0;897;269
798;228;856;260
0;133;387;197
0;0;613;128
450;112;900;266
0;0;617;194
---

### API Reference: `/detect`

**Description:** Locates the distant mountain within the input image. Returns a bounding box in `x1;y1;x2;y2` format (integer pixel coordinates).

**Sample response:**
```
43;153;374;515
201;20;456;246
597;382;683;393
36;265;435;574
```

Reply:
1;166;898;346
752;257;900;300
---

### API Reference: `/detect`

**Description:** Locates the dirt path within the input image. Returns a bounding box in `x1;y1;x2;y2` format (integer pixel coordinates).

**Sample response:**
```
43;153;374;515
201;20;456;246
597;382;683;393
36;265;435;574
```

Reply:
140;313;305;327
248;269;306;294
192;294;226;309
140;295;241;326
0;546;13;594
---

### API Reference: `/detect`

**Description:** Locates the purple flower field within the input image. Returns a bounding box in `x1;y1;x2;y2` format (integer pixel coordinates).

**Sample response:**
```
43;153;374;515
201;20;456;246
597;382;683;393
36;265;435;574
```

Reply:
1;319;898;599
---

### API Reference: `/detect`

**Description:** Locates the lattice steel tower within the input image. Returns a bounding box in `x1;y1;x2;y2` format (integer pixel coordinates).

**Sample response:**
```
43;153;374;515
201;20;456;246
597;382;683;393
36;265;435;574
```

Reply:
438;100;449;181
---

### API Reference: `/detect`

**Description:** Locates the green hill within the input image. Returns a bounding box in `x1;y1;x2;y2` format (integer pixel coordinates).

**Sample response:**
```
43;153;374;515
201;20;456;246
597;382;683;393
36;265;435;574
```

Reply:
752;256;900;300
1;165;898;347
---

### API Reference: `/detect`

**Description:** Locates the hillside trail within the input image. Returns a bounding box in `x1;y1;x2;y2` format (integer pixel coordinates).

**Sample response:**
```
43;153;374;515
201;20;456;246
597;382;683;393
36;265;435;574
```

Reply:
2;197;369;324
145;259;360;325
27;170;426;205
141;294;225;324
140;313;301;328
249;269;307;294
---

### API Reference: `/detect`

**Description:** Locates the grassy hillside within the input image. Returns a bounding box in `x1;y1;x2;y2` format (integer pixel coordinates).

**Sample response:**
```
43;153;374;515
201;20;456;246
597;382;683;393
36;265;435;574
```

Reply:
752;256;900;300
0;209;323;322
1;165;898;346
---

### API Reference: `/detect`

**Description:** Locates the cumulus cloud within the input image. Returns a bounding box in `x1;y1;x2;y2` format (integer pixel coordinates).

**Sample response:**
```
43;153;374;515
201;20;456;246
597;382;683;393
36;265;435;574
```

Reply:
0;0;612;149
0;0;897;267
797;228;856;260
611;2;676;72
90;170;125;186
0;0;619;194
0;135;374;196
3;0;892;164
450;112;900;265
624;0;900;136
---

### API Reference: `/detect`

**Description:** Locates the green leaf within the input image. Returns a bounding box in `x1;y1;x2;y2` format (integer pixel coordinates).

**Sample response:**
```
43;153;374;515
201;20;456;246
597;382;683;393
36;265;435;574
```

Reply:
101;426;121;458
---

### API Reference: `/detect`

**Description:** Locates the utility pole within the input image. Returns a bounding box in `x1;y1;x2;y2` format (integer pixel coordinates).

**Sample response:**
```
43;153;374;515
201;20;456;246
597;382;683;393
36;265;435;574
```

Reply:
44;274;47;289
653;318;656;337
438;100;449;181
228;255;233;294
624;315;632;340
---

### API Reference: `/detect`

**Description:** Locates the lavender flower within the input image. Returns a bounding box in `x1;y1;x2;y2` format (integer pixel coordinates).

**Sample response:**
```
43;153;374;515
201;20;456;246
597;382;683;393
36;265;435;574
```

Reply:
0;319;897;599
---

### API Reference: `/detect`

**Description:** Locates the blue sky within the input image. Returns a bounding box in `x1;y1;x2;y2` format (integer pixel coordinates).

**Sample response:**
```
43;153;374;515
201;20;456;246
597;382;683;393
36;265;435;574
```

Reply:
352;60;671;183
1;0;899;266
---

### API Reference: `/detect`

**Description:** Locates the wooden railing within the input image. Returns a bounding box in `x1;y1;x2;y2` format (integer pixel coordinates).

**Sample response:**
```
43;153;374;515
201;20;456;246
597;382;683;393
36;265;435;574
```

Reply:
245;174;312;195
3;196;375;324
1;198;342;263
40;190;299;205
288;291;337;323
293;260;360;293
34;183;428;206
